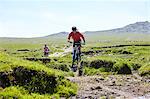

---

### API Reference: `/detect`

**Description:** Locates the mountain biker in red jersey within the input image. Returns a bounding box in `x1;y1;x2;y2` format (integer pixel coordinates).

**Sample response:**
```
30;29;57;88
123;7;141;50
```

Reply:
68;26;85;67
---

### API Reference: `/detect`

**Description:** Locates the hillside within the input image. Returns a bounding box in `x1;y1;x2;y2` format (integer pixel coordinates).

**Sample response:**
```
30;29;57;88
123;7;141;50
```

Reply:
0;21;150;44
45;21;150;36
43;21;150;42
105;21;150;33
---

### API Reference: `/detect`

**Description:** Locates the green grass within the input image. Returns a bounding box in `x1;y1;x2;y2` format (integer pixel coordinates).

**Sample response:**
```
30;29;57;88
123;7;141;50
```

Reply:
139;63;150;76
0;52;59;75
1;30;150;98
41;41;150;76
0;86;59;99
0;52;77;98
0;41;64;58
84;67;113;75
79;43;150;75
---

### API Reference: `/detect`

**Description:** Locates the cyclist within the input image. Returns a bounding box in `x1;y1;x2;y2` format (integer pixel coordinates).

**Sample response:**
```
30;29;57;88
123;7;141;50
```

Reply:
44;44;50;57
68;26;85;68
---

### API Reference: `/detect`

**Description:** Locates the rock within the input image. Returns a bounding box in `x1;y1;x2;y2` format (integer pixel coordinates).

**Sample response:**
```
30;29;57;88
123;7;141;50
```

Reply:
91;87;95;90
108;81;116;86
17;49;30;51
88;96;92;99
111;92;115;94
95;78;104;83
91;86;102;90
95;86;102;90
112;81;115;84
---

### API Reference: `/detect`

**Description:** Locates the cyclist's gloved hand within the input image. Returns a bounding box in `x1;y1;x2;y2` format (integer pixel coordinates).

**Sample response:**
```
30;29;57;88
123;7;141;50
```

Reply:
68;40;72;43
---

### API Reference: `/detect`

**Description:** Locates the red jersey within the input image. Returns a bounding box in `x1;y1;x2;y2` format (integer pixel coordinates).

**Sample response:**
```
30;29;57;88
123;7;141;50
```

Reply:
68;32;85;42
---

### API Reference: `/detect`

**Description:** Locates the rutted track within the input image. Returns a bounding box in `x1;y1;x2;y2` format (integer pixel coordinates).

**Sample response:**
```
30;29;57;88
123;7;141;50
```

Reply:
67;74;150;99
49;46;72;57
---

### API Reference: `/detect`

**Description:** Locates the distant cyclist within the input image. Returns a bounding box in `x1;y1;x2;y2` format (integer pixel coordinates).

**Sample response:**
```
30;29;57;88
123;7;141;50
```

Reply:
44;44;50;57
68;26;85;67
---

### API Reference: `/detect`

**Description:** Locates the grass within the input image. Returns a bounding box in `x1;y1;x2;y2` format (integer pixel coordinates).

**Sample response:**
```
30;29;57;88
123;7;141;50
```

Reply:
0;52;77;98
0;86;60;99
40;41;150;76
84;67;113;75
0;52;60;75
79;42;150;75
0;35;150;98
0;41;64;58
40;40;150;76
139;63;150;76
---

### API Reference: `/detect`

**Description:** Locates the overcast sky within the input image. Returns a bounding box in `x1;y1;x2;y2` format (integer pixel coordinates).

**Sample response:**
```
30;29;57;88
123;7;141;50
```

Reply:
0;0;149;37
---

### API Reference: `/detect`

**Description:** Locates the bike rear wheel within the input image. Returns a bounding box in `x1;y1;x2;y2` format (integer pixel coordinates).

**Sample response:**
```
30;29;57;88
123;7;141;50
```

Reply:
78;61;83;76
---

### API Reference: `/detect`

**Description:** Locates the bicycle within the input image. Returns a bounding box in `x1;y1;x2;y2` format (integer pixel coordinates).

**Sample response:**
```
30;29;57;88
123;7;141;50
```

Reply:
69;41;84;76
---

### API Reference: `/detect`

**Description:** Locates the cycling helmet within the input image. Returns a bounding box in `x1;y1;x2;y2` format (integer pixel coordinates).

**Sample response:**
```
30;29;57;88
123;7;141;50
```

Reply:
72;26;77;31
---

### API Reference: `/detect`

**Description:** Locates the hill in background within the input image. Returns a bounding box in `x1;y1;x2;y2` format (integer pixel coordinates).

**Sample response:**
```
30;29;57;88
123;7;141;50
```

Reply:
104;21;150;33
0;21;150;43
42;21;150;42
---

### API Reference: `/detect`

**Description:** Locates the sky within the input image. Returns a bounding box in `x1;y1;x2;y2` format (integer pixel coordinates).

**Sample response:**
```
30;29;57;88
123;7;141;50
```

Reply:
0;0;149;37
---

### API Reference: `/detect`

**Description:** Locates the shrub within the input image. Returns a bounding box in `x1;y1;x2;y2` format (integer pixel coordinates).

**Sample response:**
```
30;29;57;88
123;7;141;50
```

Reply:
0;66;57;94
89;60;114;72
0;52;77;97
113;61;132;74
47;63;70;72
129;62;141;70
139;63;150;76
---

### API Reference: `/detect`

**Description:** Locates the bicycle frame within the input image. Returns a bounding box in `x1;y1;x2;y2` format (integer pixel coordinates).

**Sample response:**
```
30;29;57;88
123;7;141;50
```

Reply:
68;41;83;74
73;43;81;63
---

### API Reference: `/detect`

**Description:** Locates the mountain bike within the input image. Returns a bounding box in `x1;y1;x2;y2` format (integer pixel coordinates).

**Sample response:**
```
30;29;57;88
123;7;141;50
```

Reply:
69;41;84;76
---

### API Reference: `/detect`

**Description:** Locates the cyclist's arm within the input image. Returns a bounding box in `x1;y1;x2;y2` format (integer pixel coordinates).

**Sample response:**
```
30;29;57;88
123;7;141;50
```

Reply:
68;32;72;42
80;33;85;43
47;47;50;51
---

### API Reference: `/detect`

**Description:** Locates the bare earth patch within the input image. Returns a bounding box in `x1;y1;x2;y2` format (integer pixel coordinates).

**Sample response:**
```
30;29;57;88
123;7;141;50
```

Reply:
67;74;150;99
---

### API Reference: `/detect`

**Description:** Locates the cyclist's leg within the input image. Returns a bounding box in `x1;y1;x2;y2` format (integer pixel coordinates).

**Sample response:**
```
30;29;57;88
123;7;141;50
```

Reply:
72;46;76;67
44;52;46;57
78;45;81;61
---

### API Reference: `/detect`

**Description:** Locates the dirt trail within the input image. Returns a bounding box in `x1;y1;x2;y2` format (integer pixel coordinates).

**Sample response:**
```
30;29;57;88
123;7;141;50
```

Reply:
49;45;150;98
49;46;72;57
67;75;150;99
